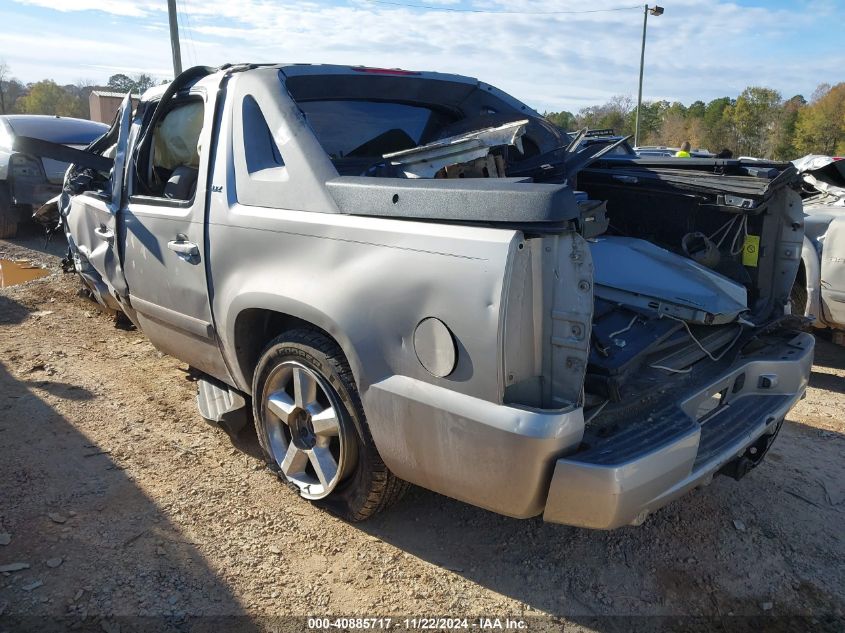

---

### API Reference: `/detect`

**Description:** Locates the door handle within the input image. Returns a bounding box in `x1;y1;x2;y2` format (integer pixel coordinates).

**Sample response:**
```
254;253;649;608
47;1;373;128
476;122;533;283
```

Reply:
94;226;114;242
167;238;200;260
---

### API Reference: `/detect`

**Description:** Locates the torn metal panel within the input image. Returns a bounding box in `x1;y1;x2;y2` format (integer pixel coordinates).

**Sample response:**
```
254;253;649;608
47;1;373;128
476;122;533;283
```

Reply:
794;154;845;201
383;119;527;178
591;236;748;325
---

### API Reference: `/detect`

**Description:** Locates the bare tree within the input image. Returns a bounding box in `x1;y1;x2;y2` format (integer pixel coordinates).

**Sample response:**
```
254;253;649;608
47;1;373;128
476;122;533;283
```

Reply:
73;79;98;119
0;60;9;114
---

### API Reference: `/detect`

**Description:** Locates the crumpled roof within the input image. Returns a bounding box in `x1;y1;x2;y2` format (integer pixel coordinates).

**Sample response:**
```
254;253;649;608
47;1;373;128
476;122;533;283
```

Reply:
792;154;845;201
792;154;838;174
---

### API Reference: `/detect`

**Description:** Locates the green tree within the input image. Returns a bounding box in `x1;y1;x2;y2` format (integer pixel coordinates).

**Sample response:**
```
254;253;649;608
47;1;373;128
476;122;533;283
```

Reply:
633;100;669;145
134;73;156;94
575;94;635;136
107;73;136;93
701;97;734;152
106;72;158;96
772;95;806;160
687;100;706;120
0;61;25;115
656;110;690;147
794;83;845;156
666;101;687;118
16;80;84;117
2;78;25;114
543;110;575;131
0;60;9;114
729;86;782;157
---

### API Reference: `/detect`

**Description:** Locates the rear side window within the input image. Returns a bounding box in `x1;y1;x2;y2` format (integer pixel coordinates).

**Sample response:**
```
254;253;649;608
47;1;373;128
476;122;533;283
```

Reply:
242;95;284;173
298;100;440;158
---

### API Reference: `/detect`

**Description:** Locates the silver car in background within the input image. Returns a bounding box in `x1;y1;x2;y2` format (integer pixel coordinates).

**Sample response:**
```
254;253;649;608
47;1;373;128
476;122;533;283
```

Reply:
0;115;108;238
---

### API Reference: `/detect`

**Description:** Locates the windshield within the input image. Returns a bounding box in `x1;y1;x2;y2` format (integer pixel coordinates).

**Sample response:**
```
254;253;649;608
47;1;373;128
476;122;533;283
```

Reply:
298;100;453;159
4;116;108;145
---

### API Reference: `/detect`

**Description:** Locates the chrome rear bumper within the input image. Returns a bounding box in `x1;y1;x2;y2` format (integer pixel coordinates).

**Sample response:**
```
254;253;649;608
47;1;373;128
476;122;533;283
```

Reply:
542;332;814;529
364;332;813;529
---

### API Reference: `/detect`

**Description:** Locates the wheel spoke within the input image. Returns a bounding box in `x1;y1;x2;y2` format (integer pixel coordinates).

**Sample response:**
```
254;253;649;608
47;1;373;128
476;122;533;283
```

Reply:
267;390;296;424
293;368;317;409
309;446;338;489
310;406;339;437
262;359;354;500
280;442;308;477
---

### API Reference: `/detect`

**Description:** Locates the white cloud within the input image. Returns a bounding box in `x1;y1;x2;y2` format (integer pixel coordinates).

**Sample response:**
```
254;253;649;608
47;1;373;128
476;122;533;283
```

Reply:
11;0;158;17
2;0;841;112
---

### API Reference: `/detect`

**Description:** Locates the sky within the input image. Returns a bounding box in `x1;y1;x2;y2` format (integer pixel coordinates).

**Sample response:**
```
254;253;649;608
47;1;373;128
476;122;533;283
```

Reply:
0;0;842;113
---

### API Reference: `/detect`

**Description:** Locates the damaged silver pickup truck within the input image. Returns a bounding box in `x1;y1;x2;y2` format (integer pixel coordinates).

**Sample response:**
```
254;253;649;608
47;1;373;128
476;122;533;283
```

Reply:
30;64;813;529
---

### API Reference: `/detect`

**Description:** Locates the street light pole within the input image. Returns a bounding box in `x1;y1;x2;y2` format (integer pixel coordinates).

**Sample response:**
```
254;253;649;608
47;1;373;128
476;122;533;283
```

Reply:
634;4;664;148
167;0;183;78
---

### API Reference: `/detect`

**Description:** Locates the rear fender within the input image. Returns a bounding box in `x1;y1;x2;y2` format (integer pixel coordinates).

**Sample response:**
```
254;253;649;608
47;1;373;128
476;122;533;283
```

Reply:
800;235;823;325
820;216;845;328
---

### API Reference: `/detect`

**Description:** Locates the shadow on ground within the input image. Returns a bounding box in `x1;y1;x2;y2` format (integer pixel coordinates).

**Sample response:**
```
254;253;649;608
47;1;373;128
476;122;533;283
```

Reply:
4;268;844;631
812;332;845;371
810;370;845;394
808;335;845;394
350;342;845;628
0;296;259;632
359;414;844;628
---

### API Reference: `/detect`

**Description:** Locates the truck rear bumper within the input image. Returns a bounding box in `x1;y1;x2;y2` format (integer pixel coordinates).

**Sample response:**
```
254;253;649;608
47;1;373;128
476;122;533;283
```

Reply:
365;332;813;528
365;375;585;519
542;332;814;529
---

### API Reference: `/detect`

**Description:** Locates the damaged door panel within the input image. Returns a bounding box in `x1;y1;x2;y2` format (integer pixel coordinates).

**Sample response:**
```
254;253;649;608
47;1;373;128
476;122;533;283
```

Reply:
120;92;227;379
63;94;132;310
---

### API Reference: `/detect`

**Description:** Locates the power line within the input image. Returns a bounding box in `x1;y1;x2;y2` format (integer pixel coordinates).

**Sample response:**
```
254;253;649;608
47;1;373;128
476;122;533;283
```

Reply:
362;1;641;15
177;0;200;68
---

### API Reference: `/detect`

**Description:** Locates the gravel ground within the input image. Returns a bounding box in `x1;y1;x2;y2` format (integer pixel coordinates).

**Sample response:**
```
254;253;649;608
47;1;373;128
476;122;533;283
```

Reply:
1;230;844;632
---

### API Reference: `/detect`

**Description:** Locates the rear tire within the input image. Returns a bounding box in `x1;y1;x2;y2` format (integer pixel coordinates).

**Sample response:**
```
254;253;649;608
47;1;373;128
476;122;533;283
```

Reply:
789;260;809;321
790;281;808;318
252;328;408;521
0;183;19;239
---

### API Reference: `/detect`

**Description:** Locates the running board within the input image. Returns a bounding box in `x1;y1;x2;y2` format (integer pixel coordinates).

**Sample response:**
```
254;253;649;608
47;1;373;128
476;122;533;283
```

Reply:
196;376;249;434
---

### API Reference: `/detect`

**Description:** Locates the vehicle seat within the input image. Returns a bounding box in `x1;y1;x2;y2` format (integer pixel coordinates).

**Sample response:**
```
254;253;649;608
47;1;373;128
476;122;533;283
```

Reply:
164;165;199;200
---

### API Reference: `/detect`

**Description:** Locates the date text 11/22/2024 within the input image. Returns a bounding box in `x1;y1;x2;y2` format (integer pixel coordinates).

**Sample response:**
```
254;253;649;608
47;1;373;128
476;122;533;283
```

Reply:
307;617;528;630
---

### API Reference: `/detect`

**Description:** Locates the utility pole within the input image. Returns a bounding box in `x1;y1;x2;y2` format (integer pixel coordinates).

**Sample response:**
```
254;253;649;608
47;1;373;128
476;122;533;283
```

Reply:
634;4;664;148
167;0;183;78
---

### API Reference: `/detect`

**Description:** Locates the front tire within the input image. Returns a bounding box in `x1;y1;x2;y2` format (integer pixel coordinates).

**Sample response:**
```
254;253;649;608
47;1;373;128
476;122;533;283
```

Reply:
252;328;408;521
